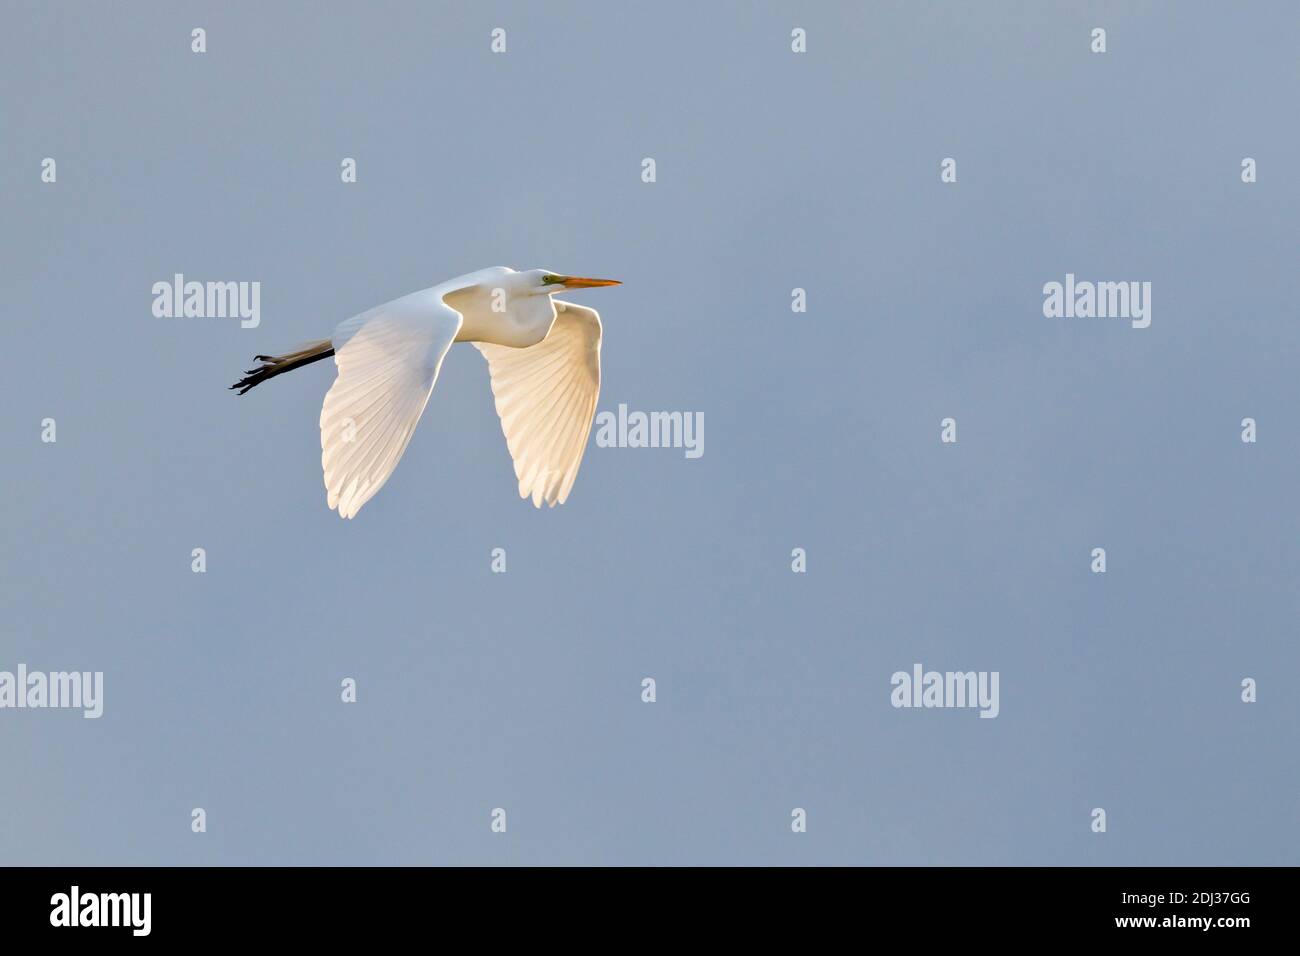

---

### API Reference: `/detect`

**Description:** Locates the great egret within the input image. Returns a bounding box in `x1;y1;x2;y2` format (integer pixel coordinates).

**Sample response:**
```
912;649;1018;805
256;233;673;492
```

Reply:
231;267;620;518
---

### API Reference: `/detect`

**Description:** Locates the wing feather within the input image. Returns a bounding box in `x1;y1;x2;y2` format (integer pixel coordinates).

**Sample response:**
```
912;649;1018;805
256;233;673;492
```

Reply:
319;293;462;518
475;300;601;507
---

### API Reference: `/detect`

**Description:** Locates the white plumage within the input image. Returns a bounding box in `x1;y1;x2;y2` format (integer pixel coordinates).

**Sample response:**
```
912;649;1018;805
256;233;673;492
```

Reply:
233;267;619;518
475;301;601;508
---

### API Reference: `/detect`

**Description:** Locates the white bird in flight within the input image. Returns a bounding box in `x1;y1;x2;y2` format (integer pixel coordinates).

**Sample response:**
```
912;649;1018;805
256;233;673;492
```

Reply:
232;267;621;518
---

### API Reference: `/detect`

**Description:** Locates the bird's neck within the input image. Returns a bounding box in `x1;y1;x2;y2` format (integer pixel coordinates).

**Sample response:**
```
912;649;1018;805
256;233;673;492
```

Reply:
450;289;556;348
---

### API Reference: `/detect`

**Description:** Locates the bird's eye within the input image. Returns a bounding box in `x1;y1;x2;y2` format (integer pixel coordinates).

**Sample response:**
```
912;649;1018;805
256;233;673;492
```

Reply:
541;273;564;285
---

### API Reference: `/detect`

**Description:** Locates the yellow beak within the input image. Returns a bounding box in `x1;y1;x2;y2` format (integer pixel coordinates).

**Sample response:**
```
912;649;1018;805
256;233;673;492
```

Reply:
558;275;622;289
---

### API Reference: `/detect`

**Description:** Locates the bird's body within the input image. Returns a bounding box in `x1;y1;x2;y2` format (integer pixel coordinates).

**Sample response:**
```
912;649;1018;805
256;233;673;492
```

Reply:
232;267;620;518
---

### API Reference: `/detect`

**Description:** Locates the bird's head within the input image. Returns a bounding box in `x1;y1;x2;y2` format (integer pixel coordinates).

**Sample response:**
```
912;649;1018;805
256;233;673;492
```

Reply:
521;269;622;296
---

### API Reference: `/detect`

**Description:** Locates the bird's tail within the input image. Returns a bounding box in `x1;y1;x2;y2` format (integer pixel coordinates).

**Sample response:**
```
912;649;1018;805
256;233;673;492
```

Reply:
230;339;335;395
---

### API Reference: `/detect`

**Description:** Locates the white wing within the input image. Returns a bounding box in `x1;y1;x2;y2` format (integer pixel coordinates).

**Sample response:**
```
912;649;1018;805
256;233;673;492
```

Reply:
475;300;601;507
320;292;463;519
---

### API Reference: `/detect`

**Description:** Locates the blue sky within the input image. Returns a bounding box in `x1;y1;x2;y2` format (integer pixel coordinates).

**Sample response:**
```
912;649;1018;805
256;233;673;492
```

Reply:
1;1;1296;865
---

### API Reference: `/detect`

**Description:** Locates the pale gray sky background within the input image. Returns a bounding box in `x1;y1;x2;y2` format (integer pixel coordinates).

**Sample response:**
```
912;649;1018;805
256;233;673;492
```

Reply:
1;1;1297;865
